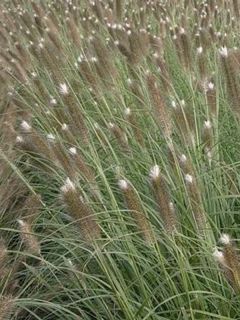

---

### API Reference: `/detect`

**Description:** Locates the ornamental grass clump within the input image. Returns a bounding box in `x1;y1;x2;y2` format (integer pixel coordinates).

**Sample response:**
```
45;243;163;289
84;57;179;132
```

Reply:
1;0;240;318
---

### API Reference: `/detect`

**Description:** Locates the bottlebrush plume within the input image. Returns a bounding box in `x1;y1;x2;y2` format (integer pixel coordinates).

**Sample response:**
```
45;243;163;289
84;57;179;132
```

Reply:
18;219;41;255
149;165;177;234
118;178;154;243
61;177;101;243
0;295;16;320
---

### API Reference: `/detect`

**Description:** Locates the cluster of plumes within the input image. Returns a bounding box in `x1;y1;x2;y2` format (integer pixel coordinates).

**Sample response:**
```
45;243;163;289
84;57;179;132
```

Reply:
118;162;178;241
0;0;235;237
214;234;240;293
0;0;230;165
0;1;240;315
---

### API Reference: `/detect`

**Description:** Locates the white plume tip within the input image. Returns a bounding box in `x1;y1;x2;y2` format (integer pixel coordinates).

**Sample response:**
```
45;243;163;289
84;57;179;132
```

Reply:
61;178;76;193
149;165;160;180
69;147;77;155
185;174;193;184
118;179;129;190
16;136;24;143
17;219;26;227
59;83;69;95
220;233;231;245
219;46;228;57
213;248;225;264
20;120;32;132
204;120;212;129
180;154;187;163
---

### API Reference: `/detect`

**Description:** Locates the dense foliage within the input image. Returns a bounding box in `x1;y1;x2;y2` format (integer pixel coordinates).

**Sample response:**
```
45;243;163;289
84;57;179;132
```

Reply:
1;0;240;319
